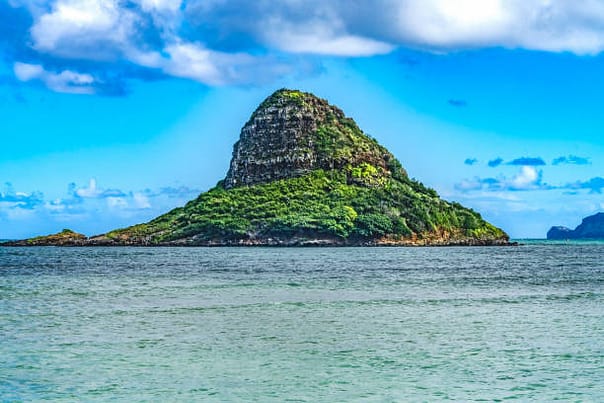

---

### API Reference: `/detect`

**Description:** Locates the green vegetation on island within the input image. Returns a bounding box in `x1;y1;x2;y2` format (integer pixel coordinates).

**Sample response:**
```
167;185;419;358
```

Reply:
9;229;88;246
4;89;509;246
102;89;507;246
105;168;504;245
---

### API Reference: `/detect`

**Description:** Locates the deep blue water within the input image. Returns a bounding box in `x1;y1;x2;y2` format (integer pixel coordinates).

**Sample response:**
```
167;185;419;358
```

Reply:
1;244;603;401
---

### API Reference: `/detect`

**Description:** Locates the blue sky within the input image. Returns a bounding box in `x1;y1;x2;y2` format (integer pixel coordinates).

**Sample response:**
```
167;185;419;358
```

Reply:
1;0;603;239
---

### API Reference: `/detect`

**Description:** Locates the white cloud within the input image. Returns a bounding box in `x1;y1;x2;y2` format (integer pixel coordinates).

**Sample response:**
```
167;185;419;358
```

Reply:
455;166;550;192
133;193;152;209
392;0;604;54
136;0;182;13
12;0;604;94
23;0;277;87
272;31;393;57
162;42;262;85
510;166;539;189
262;18;394;56
74;178;101;198
397;0;512;48
162;43;226;84
13;62;44;81
106;197;128;209
209;0;604;55
14;62;95;94
30;0;137;60
0;180;202;238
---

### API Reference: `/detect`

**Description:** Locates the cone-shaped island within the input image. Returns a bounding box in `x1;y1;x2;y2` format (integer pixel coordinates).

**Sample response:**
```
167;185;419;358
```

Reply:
4;89;509;246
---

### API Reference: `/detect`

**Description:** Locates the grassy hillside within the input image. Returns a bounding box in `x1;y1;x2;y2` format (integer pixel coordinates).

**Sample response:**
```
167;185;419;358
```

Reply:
105;167;506;245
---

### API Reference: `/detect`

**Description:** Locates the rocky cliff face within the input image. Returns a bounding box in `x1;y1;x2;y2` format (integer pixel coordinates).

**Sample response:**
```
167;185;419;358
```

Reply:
224;89;398;188
547;212;604;239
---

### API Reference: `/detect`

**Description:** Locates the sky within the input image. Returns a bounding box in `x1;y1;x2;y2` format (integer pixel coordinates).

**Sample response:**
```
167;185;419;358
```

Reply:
1;0;603;239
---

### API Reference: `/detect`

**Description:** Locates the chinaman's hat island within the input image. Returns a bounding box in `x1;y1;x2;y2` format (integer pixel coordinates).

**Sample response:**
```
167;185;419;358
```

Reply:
3;89;511;247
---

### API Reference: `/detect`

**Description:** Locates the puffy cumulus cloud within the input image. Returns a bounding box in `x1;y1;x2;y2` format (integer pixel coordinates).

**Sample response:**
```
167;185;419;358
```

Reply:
30;0;137;60
456;166;551;192
387;0;604;54
6;0;289;91
14;62;96;94
0;182;44;210
68;178;126;199
510;166;542;189
7;0;604;93
394;0;512;47
464;158;478;166
188;0;604;55
162;42;255;85
258;17;394;56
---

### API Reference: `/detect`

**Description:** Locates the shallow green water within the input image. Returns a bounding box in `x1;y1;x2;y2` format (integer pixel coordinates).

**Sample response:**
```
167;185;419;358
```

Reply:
1;245;603;401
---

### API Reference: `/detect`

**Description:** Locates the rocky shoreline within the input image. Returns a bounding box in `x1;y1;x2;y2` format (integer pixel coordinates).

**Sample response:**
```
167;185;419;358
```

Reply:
1;229;514;247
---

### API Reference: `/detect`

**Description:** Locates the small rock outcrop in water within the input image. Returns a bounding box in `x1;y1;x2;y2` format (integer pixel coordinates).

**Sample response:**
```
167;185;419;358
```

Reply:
4;89;510;247
4;229;87;246
547;212;604;240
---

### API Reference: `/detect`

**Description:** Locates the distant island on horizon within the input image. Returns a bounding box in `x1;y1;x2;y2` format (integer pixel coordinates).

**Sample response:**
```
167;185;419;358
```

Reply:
3;89;509;247
547;212;604;240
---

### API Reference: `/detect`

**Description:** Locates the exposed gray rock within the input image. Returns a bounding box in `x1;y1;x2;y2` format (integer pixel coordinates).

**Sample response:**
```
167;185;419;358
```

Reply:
224;89;395;188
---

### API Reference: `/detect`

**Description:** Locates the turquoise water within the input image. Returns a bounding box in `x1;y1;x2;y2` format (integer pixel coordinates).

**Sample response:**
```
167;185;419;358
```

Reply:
514;238;604;245
1;245;603;401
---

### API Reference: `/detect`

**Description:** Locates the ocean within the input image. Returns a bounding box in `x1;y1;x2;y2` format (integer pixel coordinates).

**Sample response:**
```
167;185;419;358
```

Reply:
1;244;603;401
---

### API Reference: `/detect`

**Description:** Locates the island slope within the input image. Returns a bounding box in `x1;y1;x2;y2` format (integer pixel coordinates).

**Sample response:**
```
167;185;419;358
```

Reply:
5;89;509;246
547;212;604;240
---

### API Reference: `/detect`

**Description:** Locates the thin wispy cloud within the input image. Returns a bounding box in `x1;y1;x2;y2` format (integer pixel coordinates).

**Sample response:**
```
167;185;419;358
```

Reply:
0;182;44;210
485;156;546;167
1;179;201;217
563;177;604;194
14;62;96;94
456;170;604;195
448;99;467;107
507;157;546;166
149;186;202;199
552;155;591;165
464;158;478;166
488;157;503;168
